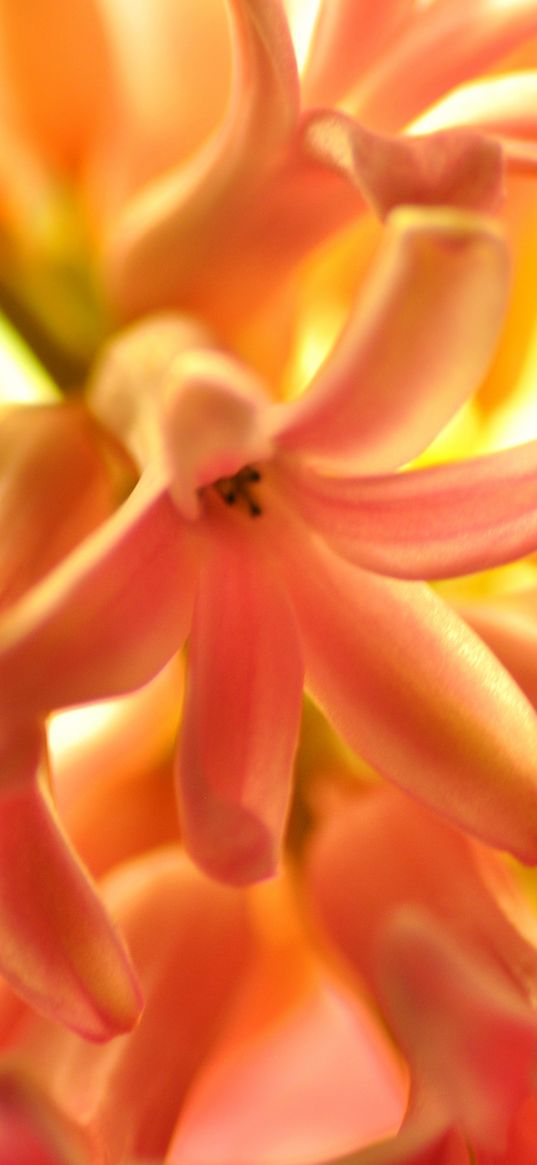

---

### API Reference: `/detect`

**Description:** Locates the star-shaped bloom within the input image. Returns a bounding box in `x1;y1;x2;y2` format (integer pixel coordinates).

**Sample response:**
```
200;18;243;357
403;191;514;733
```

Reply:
4;207;537;895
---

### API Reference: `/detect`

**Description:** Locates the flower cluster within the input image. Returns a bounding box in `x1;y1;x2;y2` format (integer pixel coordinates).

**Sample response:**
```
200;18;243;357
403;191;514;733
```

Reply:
2;1;537;1162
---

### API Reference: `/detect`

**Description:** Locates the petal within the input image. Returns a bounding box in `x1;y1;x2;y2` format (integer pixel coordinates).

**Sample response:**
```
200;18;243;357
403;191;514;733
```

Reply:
457;587;537;710
107;0;299;325
169;886;405;1164
376;908;537;1150
273;507;537;859
303;784;537;1001
319;1124;470;1165
301;0;414;108
0;0;115;172
0;723;141;1039
49;659;183;879
0;402;135;609
282;438;537;581
0;474;195;716
300;114;504;218
272;208;509;472
411;70;537;140
348;0;537;133
0;1072;89;1165
20;848;253;1161
92;0;232;207
178;506;304;885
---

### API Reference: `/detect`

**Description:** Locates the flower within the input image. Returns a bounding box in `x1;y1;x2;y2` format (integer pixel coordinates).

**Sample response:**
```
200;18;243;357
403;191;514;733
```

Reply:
303;779;537;1164
4;206;537;902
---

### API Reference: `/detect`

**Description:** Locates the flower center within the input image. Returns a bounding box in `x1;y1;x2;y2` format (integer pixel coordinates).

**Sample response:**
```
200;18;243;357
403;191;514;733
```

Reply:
212;465;263;517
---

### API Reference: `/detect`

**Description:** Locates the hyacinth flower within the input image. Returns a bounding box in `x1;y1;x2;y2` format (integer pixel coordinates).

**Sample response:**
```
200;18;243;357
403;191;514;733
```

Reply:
1;0;536;371
4;205;537;913
0;763;407;1165
103;0;537;336
304;782;537;1165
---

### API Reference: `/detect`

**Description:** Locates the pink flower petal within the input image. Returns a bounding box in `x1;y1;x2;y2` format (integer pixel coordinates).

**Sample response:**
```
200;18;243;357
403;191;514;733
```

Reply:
457;588;537;710
273;208;509;472
304;784;537;1003
282;438;537;580
301;0;414;108
0;1073;89;1165
376;908;537;1150
107;0;299;324
169;932;405;1164
178;506;303;885
0;403;134;609
0;474;195;715
320;1123;470;1165
0;723;141;1039
411;70;537;175
348;0;537;133
19;848;253;1162
411;70;537;141
274;510;537;859
300;114;504;218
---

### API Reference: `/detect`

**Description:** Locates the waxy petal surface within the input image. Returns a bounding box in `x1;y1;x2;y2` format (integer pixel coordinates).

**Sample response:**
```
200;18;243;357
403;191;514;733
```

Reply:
274;511;537;859
273;208;509;472
349;0;537;133
0;475;194;715
457;588;537;711
107;0;299;323
284;438;537;580
179;507;304;885
0;724;141;1039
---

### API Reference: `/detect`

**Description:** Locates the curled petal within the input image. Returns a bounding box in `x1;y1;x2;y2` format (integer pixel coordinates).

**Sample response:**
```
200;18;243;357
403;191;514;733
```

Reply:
0;475;195;715
273;208;510;472
107;0;299;323
274;509;537;860
179;508;304;884
0;402;134;608
301;113;504;218
0;724;141;1038
283;438;537;580
348;0;537;132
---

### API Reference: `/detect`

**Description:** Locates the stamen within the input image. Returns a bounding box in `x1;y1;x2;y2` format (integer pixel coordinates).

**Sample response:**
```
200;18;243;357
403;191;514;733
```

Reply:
212;465;263;517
